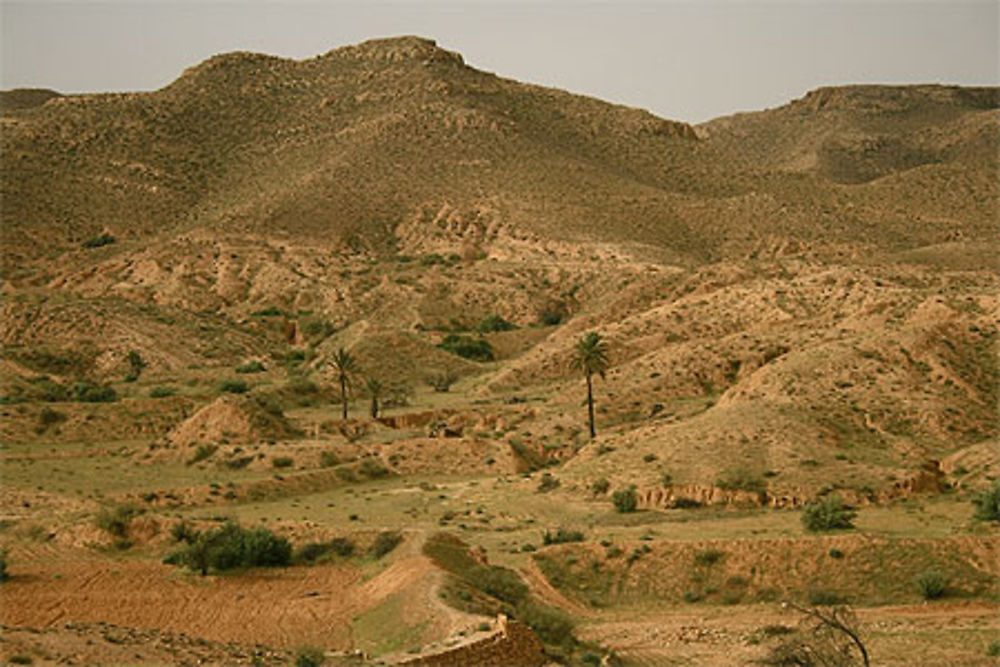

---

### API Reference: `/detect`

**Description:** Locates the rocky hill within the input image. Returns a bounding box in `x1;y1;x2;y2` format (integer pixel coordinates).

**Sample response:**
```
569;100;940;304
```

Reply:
1;36;997;500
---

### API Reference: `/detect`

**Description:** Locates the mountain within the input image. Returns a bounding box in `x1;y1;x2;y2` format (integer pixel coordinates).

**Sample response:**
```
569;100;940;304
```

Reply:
1;36;997;502
2;37;995;270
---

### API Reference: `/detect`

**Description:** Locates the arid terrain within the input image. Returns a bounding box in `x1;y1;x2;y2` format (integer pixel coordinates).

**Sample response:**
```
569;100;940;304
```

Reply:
1;36;998;666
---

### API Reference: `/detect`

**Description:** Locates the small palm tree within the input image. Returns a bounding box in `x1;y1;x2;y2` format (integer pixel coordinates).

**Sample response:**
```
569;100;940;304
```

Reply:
570;331;610;439
330;348;359;420
366;377;384;419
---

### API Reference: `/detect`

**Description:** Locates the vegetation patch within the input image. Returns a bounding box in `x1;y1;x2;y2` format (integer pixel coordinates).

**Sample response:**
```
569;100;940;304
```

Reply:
164;522;291;575
437;334;495;362
802;495;857;532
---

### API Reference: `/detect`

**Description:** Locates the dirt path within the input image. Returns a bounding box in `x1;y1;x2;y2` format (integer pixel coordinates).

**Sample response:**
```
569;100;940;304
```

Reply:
520;556;594;617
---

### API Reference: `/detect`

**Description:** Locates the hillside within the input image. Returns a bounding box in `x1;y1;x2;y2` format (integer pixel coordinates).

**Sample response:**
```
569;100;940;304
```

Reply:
1;35;999;666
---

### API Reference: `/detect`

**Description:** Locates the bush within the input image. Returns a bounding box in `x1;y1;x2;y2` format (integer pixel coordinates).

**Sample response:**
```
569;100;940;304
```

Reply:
518;601;575;647
359;458;390;478
543;528;585;545
972;481;1000;522
915;571;947;600
171;521;197;544
294;645;325;667
477;314;517;333
808;589;847;606
537;301;568;326
149;386;177;398
426;371;458;392
83;233;115;248
167;522;291;575
319;450;339;467
95;504;143;539
371;531;403;558
590;478;610;495
72;381;118;403
296;537;356;563
537;473;560;493
671;497;703;509
438;334;495;362
272;456;294;468
472;565;528;604
801;495;856;532
694;549;725;566
987;640;1000;657
188;444;217;465
36;407;66;430
0;549;8;582
219;379;249;394
235;361;266;374
612;486;638;513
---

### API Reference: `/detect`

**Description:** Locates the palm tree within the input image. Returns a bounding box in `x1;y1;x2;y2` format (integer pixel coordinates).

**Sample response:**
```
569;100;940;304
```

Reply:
330;348;359;420
365;377;384;419
569;331;610;439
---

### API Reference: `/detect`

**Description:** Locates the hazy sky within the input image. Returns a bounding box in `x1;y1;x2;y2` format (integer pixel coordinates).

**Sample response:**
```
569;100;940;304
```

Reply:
1;1;997;122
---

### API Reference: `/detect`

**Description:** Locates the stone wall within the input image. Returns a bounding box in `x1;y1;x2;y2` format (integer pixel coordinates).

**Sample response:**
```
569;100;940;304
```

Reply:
399;619;546;667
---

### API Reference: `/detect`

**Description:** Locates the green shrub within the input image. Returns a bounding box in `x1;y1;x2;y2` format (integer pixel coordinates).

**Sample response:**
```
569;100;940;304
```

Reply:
972;481;1000;522
987;640;1000;657
167;522;291;575
188;444;218;465
303;319;335;340
426;370;458;392
518;601;575;647
536;473;560;493
319;450;339;467
915;571;947;600
359;458;390;478
612;486;638;513
371;531;403;558
328;537;355;557
694;549;725;566
8;655;33;665
219;379;249;394
438;334;495;362
476;314;517;333
36;407;66;429
542;528;584;545
272;456;294;469
83;233;115;248
472;565;528;604
149;386;177;398
590;478;610;495
671;497;703;509
95;504;143;539
72;381;117;403
294;645;325;667
801;495;856;532
808;589;846;606
537;301;568;326
171;521;197;544
235;360;266;374
0;549;8;582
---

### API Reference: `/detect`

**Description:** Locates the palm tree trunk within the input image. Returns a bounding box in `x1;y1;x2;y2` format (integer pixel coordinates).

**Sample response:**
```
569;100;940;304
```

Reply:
340;375;348;420
586;371;596;439
371;395;379;419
